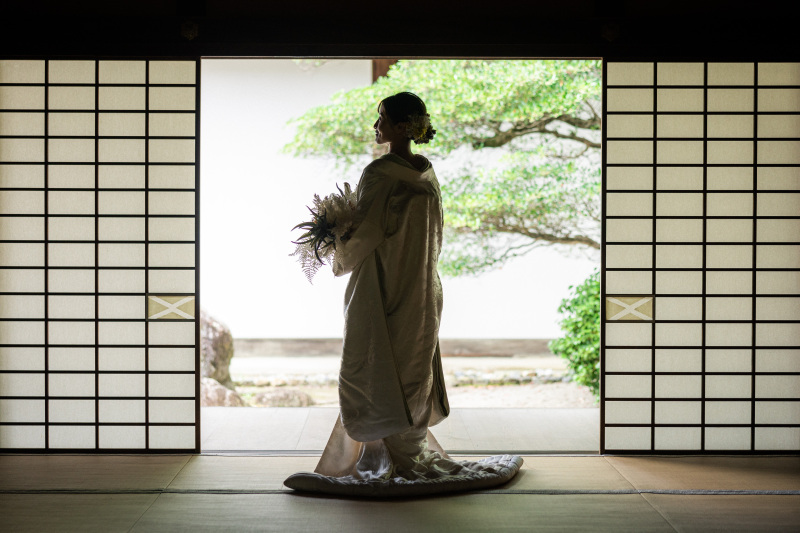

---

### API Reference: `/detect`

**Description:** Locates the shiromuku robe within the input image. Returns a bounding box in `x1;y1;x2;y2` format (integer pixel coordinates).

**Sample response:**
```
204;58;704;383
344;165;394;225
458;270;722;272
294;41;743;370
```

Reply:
331;153;450;443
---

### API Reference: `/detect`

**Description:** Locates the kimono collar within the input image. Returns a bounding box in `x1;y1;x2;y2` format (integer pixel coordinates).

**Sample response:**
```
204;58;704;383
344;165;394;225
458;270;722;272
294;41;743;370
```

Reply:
380;153;432;178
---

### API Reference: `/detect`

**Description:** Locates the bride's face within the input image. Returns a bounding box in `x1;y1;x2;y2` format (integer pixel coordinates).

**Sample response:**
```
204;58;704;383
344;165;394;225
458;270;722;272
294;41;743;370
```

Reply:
374;104;406;145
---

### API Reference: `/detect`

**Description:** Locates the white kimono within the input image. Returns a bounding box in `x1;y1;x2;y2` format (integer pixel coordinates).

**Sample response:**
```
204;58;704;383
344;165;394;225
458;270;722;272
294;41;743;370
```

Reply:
284;154;522;497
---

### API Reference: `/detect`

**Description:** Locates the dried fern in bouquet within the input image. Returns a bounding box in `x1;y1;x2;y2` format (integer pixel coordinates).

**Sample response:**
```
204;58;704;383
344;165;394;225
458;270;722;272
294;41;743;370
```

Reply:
290;183;357;283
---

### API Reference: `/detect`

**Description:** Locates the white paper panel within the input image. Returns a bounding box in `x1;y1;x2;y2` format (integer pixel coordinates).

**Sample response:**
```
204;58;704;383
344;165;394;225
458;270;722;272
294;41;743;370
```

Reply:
98;112;146;136
605;401;651;424
0;426;45;448
606;270;652;294
606;63;653;86
0;399;45;422
49;165;95;188
0;216;44;240
49;426;95;449
707;193;753;216
655;323;702;346
707;167;752;190
49;399;95;423
148;425;195;449
654;401;701;423
605;115;653;138
149;61;196;84
706;349;751;372
655;245;703;268
756;272;800;294
706;323;752;347
98;374;145;397
705;401;751;424
48;295;94;319
49;112;94;136
149;218;195;242
149;399;195;423
99;426;146;449
98;243;145;267
149;374;194;397
708;141;753;164
49;321;95;345
98;165;145;189
655;375;702;398
149;322;195;345
98;191;145;215
655;271;703;294
48;86;95;110
98;217;146;241
0;112;44;135
149;165;195;189
48;373;95;397
755;376;800;398
756;350;800;372
606;167;652;190
149;348;196;371
706;219;752;242
758;89;800;112
757;219;800;242
0;60;44;83
756;401;800;424
98;348;145;371
605;141;653;164
655;219;703;242
605;219;652;242
706;297;752;320
149;243;195;267
99;400;146;423
0;138;44;162
654;427;700;450
658;63;703;85
0;86;44;109
98;270;145;293
49;269;94;293
754;428;800;450
605;374;651;398
97;322;146;345
605;245;651;269
707;63;753;85
605;349;651;372
98;87;146;110
49;347;94;371
656;114;703;138
655;349;702;372
707;115;753;138
656;193;702;216
0;165;44;188
149;87;195;110
0;242;43;266
707;89;754;112
48;60;94;83
657;89;704;111
705;428;751;450
149;191;196;215
655;297;701;320
0;347;45;371
605;427;651;450
706;245;752;268
0;372;44;396
99;60;146;84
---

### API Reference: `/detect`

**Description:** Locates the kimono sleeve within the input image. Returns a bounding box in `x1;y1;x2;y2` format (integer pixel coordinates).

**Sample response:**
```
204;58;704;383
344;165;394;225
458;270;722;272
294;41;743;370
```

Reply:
332;163;393;277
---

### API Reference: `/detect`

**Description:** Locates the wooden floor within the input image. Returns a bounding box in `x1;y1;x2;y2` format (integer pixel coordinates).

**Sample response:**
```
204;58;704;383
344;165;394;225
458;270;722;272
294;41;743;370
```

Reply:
1;454;798;532
201;407;600;453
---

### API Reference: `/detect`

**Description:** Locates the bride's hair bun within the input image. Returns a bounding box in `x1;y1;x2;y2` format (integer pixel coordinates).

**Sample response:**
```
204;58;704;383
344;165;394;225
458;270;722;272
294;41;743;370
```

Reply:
379;92;437;144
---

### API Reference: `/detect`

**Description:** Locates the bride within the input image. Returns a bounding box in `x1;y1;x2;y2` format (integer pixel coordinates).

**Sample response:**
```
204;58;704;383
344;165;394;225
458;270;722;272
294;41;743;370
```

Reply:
284;92;522;497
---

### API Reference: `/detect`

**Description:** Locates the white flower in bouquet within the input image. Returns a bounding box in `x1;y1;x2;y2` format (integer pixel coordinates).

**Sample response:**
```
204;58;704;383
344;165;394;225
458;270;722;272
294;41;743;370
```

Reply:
290;183;357;283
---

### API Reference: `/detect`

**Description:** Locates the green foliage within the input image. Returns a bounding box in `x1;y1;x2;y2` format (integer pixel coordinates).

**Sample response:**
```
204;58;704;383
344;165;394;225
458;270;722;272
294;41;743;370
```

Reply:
548;270;600;398
284;59;602;276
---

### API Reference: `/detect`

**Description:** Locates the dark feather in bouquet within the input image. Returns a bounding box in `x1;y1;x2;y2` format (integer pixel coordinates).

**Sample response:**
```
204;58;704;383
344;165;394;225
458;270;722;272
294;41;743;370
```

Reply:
290;183;357;283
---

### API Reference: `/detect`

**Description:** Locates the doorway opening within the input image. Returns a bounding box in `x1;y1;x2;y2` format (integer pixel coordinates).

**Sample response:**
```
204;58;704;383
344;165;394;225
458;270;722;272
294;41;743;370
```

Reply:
199;58;601;453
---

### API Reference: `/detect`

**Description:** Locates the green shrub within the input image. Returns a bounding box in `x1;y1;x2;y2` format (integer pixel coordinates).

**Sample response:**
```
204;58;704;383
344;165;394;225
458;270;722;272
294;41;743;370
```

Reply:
548;269;600;398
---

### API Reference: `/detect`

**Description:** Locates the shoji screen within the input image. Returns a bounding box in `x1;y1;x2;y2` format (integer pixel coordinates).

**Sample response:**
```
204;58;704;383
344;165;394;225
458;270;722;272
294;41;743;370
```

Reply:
0;59;199;452
602;61;800;453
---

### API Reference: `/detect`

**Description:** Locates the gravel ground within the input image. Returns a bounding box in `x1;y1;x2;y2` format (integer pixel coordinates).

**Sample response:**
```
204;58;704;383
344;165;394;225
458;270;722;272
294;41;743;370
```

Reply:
230;339;597;408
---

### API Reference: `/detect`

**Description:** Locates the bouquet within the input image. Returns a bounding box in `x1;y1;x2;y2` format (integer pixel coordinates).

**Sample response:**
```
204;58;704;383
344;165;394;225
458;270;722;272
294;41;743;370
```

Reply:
290;183;357;283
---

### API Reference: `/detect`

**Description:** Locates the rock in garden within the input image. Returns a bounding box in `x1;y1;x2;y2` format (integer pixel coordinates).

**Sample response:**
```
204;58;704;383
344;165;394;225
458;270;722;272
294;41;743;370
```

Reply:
201;377;246;407
200;309;235;389
254;389;315;407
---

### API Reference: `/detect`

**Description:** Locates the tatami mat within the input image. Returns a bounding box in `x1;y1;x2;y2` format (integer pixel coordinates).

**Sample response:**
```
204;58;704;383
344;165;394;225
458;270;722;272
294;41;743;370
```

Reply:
2;454;798;532
642;494;800;533
1;494;158;533
0;454;190;491
606;456;800;491
129;493;676;533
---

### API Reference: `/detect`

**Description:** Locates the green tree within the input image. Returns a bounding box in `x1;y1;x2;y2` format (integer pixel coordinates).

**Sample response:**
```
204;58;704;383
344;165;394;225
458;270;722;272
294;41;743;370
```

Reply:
548;270;600;398
283;59;601;276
